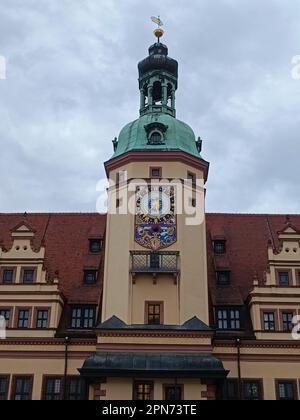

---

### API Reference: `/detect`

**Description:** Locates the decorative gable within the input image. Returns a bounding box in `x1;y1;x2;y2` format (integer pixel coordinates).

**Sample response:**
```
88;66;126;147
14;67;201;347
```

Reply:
0;220;44;259
269;222;300;260
11;221;36;238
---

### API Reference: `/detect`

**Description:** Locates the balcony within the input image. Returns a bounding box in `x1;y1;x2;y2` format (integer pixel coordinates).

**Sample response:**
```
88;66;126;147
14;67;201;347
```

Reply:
130;251;180;280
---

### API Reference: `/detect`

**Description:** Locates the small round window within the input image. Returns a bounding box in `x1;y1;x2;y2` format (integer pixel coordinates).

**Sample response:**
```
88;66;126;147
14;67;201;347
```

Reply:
149;131;163;145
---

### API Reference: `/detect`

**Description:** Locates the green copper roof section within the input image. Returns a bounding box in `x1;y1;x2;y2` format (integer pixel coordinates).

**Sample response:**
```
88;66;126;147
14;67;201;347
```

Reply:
112;113;202;159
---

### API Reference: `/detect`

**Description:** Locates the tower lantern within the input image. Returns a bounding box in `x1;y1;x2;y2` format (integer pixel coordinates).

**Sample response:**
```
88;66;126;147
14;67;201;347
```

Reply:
138;21;178;117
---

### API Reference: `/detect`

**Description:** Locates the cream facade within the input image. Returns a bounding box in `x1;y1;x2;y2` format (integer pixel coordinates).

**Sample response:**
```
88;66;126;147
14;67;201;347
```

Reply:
1;35;300;401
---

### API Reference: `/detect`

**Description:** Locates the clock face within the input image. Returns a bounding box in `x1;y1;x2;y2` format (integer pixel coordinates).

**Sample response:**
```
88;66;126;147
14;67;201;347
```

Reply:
139;190;170;218
135;185;177;250
136;185;175;224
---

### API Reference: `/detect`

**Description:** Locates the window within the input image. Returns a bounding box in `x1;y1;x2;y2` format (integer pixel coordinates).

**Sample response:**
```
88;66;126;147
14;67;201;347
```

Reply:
0;376;9;400
2;269;14;284
187;172;196;206
243;381;262;400
217;271;230;286
217;309;228;330
190;198;196;208
67;378;87;400
278;271;290;287
214;241;226;255
83;270;97;285
43;377;62;400
36;310;49;329
89;239;102;254
282;312;294;332
134;382;153;400
17;310;30;329
70;306;96;329
263;312;275;331
226;380;263;400
0;309;10;325
229;309;241;330
42;376;86;400
22;269;35;284
187;172;196;187
277;381;297;401
226;379;239;400
216;308;241;330
297;272;300;285
148;131;163;145
164;385;183;401
12;377;33;400
150;167;162;178
116;170;126;186
146;302;163;325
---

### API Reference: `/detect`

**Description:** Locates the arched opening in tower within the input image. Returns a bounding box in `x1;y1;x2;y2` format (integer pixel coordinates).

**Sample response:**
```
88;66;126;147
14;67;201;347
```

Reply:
152;81;163;105
167;83;173;108
143;84;149;106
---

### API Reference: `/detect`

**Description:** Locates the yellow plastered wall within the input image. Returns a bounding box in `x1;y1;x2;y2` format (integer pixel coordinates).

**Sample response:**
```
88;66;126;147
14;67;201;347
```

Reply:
0;357;85;400
224;360;300;400
131;275;178;325
102;160;209;326
101;377;207;401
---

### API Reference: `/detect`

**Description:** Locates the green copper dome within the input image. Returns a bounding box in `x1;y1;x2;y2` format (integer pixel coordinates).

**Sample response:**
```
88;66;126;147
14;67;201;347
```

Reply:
110;41;203;160
113;113;201;159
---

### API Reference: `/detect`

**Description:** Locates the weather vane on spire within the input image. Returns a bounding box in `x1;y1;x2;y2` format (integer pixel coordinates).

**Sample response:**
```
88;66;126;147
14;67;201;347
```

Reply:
151;16;164;42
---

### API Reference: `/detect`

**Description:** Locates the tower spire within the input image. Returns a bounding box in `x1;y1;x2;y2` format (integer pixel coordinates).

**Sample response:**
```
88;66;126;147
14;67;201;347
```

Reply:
151;16;164;42
138;19;178;118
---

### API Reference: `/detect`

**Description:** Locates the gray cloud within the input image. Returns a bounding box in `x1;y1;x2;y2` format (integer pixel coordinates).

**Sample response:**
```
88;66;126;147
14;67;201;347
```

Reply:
0;0;299;213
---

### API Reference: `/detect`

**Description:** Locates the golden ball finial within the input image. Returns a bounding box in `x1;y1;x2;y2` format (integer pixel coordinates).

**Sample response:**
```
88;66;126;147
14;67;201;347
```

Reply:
154;28;164;40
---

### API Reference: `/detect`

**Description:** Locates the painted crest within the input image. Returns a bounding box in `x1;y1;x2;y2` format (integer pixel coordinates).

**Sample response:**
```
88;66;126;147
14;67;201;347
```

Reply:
135;185;177;250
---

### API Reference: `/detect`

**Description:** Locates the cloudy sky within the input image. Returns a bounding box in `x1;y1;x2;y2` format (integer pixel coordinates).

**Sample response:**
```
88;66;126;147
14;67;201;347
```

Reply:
0;0;299;214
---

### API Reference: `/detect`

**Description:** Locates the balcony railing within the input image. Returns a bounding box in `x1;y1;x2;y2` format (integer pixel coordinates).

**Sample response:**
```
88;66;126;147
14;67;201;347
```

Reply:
130;251;180;275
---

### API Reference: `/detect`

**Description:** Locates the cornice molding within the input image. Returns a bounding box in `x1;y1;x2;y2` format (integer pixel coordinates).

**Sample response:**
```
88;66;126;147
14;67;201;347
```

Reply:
105;151;210;182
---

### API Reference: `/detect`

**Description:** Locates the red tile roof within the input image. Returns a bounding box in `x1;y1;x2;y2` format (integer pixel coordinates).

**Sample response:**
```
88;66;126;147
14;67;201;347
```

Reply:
0;213;106;303
1;212;300;335
206;213;300;301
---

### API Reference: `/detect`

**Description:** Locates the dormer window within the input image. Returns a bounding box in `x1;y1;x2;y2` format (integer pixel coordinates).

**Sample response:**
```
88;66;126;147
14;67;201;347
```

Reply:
144;122;168;145
83;270;97;285
149;131;163;145
217;271;230;286
89;239;103;254
69;305;96;329
214;241;226;255
216;307;241;330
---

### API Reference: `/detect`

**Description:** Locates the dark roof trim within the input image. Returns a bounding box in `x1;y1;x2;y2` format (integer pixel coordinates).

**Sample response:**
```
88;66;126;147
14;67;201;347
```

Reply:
79;352;228;379
96;316;212;332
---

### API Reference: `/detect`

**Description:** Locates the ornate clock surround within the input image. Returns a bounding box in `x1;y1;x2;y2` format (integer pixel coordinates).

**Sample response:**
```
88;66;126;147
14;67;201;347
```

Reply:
135;184;177;251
